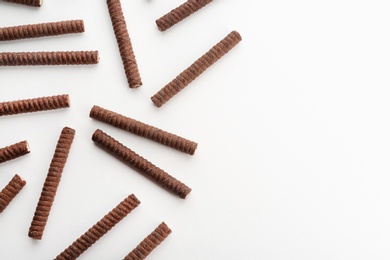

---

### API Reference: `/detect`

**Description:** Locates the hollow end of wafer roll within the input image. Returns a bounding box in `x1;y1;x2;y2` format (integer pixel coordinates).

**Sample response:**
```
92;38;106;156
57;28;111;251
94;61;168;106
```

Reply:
64;94;70;107
38;0;43;6
95;51;100;63
151;96;163;108
22;140;30;153
231;30;242;42
183;189;192;199
14;174;26;185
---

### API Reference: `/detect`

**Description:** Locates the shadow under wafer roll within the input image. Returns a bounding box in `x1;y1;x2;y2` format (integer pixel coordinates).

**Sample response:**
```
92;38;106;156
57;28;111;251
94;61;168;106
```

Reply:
124;222;172;260
55;194;140;260
0;140;30;164
151;30;242;107
0;94;70;117
0;174;26;213
3;0;42;7
90;105;198;155
0;51;99;66
156;0;213;31
92;129;192;199
0;20;84;41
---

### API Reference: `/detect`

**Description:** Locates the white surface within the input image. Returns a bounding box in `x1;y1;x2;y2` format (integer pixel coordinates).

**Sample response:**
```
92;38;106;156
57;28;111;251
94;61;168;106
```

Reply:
1;0;390;259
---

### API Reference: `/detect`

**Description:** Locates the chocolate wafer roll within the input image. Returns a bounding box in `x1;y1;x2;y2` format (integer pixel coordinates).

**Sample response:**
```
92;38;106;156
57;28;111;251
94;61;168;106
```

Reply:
107;0;142;88
28;127;75;240
0;94;70;117
0;140;30;164
151;31;242;107
0;51;99;66
55;194;140;260
3;0;42;7
156;0;212;31
90;105;198;155
0;20;84;41
124;222;172;260
0;174;26;213
92;129;192;199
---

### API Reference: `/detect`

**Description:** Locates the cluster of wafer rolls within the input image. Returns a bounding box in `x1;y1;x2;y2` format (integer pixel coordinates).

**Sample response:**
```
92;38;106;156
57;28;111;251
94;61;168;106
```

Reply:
1;0;242;258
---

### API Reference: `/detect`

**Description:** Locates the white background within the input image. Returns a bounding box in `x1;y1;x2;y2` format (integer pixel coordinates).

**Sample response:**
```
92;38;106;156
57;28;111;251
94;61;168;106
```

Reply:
1;0;390;259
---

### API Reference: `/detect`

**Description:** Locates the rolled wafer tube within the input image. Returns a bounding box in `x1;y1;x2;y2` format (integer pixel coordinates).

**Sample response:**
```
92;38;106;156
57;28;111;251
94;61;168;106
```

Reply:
156;0;213;31
90;105;198;155
107;0;142;88
124;222;172;260
28;127;75;240
0;20;84;41
0;51;99;66
0;140;30;164
3;0;42;7
0;174;26;213
0;94;70;117
151;30;242;107
92;129;192;199
54;194;140;260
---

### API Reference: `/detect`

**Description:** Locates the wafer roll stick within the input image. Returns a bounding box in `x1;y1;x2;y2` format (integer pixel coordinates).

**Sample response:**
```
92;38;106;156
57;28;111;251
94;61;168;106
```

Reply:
0;174;26;213
0;94;70;117
107;0;142;88
3;0;42;7
156;0;212;31
124;222;172;260
0;140;30;164
151;31;242;107
55;194;140;260
0;51;99;66
90;105;198;155
28;127;75;240
0;20;84;41
92;129;192;199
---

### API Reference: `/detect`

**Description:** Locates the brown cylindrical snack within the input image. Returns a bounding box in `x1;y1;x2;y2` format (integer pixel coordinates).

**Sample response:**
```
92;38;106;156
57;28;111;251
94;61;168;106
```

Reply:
124;222;172;260
0;20;84;41
0;51;99;66
107;0;142;88
0;174;26;213
90;105;198;155
156;0;213;31
3;0;42;7
28;127;75;240
92;129;192;199
151;31;242;107
0;140;30;164
0;94;70;117
54;194;140;260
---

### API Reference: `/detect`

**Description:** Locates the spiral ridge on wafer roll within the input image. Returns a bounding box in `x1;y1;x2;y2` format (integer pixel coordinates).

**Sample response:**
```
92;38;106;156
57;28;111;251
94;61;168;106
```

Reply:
55;194;140;260
156;0;212;31
124;222;172;260
0;51;98;66
0;20;84;41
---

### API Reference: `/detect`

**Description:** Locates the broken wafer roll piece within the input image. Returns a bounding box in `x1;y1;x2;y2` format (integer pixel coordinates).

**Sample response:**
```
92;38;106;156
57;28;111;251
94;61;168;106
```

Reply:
151;30;242;107
0;140;30;164
0;51;99;66
107;0;142;88
28;127;75;240
124;222;172;260
92;129;192;199
0;20;85;41
0;174;26;213
90;105;198;155
0;94;70;117
55;194;140;260
156;0;213;31
3;0;42;7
